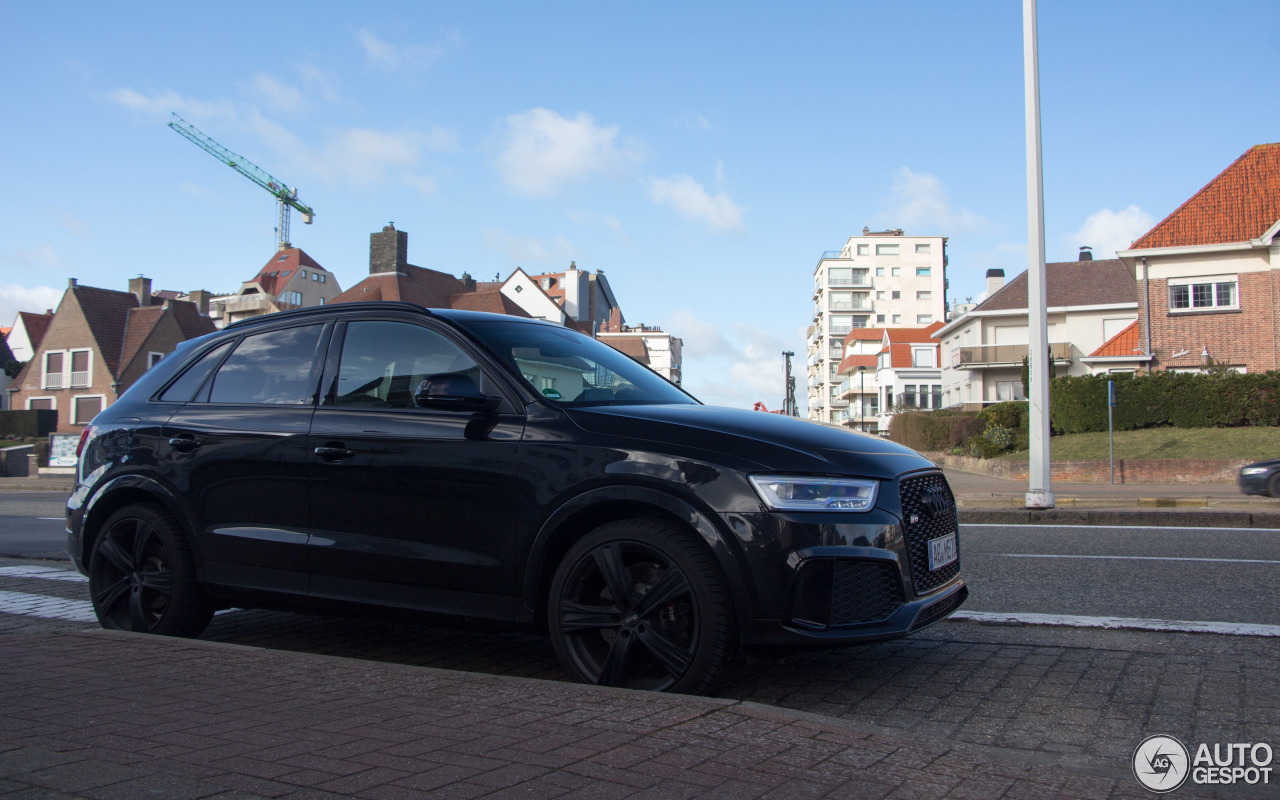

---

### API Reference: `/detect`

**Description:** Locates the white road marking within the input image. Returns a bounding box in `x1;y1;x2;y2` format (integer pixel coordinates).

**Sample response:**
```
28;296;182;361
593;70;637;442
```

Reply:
996;553;1280;565
36;517;63;520
0;589;96;622
0;566;87;582
952;610;1280;637
962;523;1280;533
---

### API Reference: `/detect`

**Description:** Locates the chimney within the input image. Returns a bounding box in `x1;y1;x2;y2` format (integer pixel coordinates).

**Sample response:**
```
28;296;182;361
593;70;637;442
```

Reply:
986;268;1005;297
187;289;211;315
369;224;408;275
1078;246;1093;261
68;278;77;288
862;227;870;235
459;271;476;291
128;276;152;306
569;260;577;271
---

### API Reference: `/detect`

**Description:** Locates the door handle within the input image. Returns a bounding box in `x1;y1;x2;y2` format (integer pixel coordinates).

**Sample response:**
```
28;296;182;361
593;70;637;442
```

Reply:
314;446;355;462
167;435;202;453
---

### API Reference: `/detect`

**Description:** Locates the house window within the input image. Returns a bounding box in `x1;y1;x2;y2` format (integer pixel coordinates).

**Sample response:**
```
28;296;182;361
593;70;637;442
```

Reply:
892;315;901;324
856;244;869;255
891;291;901;300
300;270;307;278
917;267;931;277
876;244;899;256
829;363;839;378
916;243;931;254
876;315;885;323
829;385;840;400
917;291;931;301
147;352;165;370
891;267;901;277
1169;277;1238;312
73;395;104;425
876;291;885;300
931;384;942;408
996;381;1024;401
912;347;936;368
875;267;885;277
829;342;844;358
903;385;917;407
829;315;853;335
42;349;92;389
917;314;933;324
828;267;853;286
27;397;54;410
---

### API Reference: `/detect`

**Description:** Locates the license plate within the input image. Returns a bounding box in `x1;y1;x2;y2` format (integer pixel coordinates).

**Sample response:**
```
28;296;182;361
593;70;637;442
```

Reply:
928;532;958;570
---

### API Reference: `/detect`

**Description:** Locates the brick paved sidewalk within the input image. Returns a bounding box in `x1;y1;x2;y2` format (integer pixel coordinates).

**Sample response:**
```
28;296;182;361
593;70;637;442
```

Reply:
0;630;1245;800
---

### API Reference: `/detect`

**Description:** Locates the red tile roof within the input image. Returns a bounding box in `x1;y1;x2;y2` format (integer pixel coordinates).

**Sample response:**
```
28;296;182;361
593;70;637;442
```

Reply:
332;265;532;318
836;353;877;375
71;286;215;379
16;311;52;350
602;336;650;365
1088;321;1141;358
844;329;885;343
248;248;327;296
1131;143;1280;250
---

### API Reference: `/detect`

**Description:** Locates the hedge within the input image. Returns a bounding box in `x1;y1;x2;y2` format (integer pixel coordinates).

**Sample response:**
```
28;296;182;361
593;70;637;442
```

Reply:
0;410;58;438
1049;370;1280;433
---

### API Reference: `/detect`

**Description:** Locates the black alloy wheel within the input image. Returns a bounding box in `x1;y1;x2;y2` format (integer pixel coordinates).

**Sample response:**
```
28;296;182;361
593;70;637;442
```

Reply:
548;519;735;694
88;504;212;638
1267;473;1280;498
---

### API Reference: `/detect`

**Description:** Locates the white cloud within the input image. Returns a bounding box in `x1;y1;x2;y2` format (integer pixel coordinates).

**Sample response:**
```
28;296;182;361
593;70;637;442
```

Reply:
646;174;745;233
297;64;339;103
482;227;584;265
569;210;634;249
874;167;990;234
251;73;305;114
662;310;798;409
0;284;64;327
496;108;641;198
54;211;91;238
106;87;234;121
0;245;59;268
358;28;463;71
1065;205;1155;259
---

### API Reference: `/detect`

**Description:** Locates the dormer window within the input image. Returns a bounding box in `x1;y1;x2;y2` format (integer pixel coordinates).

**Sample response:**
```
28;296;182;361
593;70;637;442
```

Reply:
277;254;288;262
280;270;291;277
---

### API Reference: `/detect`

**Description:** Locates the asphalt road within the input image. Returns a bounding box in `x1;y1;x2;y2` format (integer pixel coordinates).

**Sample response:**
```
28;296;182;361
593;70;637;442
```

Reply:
961;523;1280;625
0;492;70;560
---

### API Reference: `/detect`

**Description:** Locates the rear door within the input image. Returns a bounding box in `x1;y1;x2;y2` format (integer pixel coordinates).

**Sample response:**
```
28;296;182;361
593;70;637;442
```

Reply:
305;317;524;619
160;322;331;595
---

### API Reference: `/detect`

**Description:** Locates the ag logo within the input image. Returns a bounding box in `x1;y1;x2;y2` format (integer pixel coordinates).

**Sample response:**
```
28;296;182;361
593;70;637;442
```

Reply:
1133;735;1190;793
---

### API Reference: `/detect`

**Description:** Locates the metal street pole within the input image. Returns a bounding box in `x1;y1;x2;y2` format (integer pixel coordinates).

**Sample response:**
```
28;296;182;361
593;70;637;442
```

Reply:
1024;0;1054;509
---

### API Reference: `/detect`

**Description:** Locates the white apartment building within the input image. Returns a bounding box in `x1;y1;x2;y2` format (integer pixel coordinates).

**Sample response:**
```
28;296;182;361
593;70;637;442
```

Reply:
806;228;948;423
598;324;684;385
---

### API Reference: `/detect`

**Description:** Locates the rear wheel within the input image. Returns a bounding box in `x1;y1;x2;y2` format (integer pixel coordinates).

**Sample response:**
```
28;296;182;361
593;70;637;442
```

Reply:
88;503;212;637
548;518;736;694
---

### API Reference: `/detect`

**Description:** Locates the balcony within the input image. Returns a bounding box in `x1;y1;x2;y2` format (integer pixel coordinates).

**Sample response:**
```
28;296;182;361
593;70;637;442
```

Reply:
828;301;872;312
43;374;64;390
952;342;1073;368
826;277;870;288
70;371;90;388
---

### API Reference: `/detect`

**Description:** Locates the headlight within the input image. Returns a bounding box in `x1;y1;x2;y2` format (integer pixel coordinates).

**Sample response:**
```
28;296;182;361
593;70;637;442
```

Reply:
1241;466;1269;475
749;475;878;512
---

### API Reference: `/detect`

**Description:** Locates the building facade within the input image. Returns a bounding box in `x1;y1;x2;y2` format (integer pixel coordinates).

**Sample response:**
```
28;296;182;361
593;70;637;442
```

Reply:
209;248;342;328
806;228;948;422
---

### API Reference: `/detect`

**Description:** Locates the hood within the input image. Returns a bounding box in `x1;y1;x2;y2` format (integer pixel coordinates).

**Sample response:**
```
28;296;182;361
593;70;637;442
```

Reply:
566;404;935;480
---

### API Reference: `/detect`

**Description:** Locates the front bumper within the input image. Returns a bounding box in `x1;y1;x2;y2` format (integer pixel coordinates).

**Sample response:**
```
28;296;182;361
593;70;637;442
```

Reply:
1238;471;1271;495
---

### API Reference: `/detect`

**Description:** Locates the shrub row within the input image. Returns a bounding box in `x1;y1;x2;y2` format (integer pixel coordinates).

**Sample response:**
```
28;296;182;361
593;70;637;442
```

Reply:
0;410;58;439
1050;369;1280;433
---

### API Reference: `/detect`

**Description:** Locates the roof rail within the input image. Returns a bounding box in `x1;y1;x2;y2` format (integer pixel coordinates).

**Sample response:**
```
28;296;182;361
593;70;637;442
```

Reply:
223;301;431;329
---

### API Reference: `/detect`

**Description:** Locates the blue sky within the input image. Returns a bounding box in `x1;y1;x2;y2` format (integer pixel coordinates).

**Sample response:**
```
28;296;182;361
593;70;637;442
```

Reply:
3;2;1278;409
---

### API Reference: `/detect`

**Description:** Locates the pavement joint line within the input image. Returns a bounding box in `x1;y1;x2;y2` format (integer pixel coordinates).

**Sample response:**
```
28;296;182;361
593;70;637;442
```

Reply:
964;522;1280;532
996;553;1280;564
951;610;1280;637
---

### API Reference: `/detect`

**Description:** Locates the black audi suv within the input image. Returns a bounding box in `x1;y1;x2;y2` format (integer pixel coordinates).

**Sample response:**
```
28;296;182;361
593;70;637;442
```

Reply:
67;303;966;694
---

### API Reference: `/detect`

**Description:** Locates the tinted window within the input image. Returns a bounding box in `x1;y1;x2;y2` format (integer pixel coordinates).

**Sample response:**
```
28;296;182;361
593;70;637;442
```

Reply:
209;325;325;405
159;341;232;402
464;319;696;407
332;322;479;409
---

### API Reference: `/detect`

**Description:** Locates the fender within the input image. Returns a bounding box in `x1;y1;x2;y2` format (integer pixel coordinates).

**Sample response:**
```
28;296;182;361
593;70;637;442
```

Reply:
79;473;204;567
521;483;758;627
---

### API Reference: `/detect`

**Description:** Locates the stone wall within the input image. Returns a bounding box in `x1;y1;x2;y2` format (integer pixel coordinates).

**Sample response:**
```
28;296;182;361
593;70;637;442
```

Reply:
937;453;1247;484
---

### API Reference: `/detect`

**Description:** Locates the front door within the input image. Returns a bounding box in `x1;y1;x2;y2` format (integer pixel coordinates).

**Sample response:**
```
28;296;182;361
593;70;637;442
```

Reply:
306;319;524;619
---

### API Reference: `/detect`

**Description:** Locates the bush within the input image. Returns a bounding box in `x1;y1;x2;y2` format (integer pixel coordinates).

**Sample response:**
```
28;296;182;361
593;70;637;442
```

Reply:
0;410;58;439
949;415;984;449
1048;370;1280;433
887;411;954;451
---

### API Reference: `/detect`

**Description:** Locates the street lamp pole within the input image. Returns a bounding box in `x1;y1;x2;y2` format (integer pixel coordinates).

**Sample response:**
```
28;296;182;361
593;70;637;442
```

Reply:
858;366;866;432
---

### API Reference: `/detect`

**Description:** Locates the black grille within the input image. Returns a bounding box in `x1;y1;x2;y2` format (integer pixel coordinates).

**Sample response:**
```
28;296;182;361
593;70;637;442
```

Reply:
830;559;904;626
898;472;961;593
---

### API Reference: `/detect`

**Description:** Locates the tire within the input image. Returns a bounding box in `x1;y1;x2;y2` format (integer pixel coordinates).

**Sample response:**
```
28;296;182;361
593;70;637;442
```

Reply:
88;503;212;638
548;518;737;694
1268;473;1280;499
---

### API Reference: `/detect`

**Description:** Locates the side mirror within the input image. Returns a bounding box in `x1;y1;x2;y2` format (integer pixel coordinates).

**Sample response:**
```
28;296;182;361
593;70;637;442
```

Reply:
414;373;502;414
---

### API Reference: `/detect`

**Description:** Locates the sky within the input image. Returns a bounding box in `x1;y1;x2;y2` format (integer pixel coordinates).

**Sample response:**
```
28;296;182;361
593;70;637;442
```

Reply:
3;1;1278;411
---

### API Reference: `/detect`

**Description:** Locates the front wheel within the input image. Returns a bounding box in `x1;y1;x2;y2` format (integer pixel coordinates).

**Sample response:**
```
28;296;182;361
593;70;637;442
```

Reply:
548;518;736;694
88;503;212;638
1267;473;1280;498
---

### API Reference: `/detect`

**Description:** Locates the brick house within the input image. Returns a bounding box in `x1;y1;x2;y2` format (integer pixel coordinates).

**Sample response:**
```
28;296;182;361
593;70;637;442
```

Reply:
1118;143;1280;372
9;277;215;432
208;248;342;328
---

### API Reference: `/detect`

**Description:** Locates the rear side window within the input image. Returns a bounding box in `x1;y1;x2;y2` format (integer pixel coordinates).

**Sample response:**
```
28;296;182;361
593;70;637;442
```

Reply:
159;341;232;402
209;325;326;405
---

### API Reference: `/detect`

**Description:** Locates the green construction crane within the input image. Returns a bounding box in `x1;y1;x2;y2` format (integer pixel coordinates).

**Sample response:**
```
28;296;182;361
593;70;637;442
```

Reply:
168;113;315;251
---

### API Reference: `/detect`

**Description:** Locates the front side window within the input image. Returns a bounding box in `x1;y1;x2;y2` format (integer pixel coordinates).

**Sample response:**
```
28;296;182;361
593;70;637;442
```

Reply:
333;321;479;409
209;325;326;405
1169;277;1238;312
465;319;696;407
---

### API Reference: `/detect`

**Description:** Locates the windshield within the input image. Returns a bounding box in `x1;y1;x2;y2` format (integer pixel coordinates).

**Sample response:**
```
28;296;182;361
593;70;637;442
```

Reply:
463;319;698;407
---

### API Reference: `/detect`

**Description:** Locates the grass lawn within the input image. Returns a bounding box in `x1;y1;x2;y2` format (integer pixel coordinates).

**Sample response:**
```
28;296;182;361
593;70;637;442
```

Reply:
0;440;25;449
996;427;1280;461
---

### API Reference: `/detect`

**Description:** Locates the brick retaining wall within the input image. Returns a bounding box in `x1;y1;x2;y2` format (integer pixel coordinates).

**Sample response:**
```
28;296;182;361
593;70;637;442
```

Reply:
934;453;1247;484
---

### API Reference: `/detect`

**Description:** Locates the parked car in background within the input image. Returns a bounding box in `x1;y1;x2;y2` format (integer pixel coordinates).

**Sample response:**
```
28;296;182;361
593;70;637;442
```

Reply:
67;303;966;694
1238;459;1280;497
